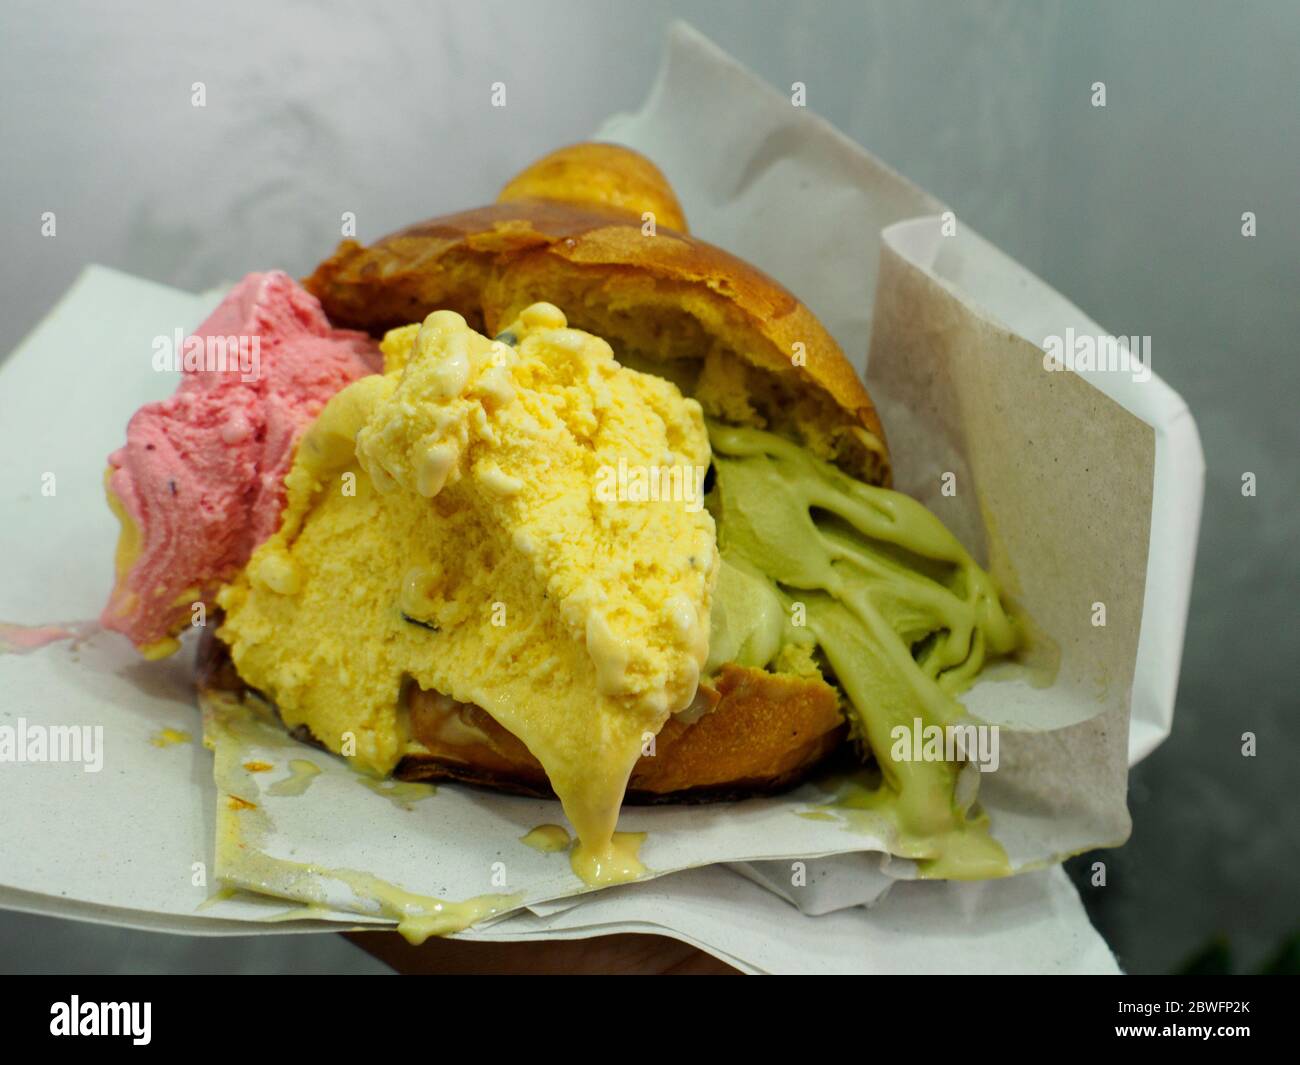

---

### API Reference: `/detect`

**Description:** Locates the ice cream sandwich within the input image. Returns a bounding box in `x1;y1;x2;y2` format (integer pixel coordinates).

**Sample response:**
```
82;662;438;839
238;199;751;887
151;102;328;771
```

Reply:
106;144;1021;885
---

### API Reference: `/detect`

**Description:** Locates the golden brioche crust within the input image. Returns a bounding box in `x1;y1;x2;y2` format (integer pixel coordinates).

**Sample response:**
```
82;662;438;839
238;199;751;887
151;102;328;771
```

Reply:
304;143;890;485
498;142;688;233
195;632;845;803
400;664;845;800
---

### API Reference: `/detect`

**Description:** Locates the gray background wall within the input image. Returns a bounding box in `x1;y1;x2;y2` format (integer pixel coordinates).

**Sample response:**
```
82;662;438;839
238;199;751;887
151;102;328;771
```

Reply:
1;0;1295;974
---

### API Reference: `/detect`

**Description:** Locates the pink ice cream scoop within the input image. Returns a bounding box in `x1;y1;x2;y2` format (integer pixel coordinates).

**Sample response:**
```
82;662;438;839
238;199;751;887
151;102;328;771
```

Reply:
102;271;381;656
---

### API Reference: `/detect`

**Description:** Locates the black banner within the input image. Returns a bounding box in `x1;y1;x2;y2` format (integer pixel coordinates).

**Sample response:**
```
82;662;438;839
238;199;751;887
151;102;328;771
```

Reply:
0;976;1284;1049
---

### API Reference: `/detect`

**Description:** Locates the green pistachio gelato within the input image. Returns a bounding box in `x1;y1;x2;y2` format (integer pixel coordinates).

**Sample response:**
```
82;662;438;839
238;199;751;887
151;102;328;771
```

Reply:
706;421;1021;878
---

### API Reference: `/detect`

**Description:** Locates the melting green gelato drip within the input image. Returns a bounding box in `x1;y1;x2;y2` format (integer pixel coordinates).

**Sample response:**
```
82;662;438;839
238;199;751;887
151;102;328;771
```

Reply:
706;422;1020;878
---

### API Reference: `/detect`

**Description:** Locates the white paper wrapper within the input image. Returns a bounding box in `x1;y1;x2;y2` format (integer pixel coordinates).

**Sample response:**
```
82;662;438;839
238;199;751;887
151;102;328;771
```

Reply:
0;23;1201;972
457;864;1120;976
598;23;1203;775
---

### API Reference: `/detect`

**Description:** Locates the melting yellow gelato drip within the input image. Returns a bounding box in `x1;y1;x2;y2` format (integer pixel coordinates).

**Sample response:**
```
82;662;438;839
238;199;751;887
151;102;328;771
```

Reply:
267;759;321;797
104;468;141;609
519;824;571;852
217;304;716;886
219;795;516;943
569;831;646;884
206;690;519;941
105;467;181;659
358;777;437;809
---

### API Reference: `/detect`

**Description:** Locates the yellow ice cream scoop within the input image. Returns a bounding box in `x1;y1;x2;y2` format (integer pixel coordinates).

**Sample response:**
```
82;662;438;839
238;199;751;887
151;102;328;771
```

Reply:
217;303;718;884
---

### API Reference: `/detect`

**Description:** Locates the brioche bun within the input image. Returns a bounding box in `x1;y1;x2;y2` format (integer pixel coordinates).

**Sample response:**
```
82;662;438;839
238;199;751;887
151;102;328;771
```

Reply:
212;144;896;802
305;142;889;486
498;142;689;233
198;632;846;802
